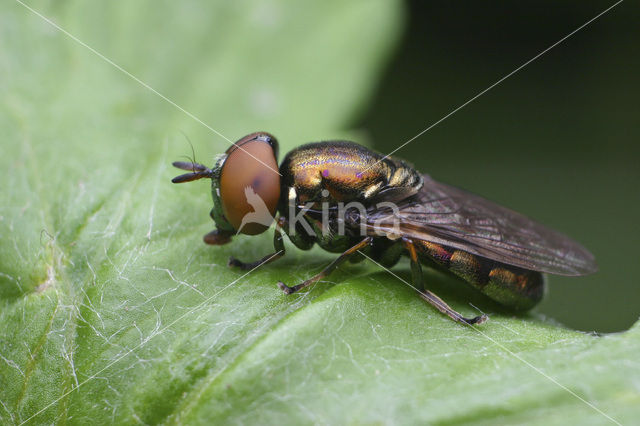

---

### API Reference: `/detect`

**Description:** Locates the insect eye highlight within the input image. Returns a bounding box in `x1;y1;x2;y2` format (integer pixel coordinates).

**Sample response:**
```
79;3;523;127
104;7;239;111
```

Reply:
219;136;280;235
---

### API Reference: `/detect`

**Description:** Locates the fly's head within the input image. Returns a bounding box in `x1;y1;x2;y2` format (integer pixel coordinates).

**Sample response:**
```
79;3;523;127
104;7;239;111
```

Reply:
172;132;281;244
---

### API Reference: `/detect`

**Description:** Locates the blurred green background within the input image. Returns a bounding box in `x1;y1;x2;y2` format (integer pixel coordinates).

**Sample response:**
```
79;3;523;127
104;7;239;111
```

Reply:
358;0;639;333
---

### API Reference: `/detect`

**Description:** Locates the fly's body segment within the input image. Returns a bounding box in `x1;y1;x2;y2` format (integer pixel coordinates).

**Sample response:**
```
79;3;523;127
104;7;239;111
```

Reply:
172;132;596;325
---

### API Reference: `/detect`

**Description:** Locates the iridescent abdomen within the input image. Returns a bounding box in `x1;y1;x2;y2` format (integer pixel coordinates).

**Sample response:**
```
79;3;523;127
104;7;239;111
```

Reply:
415;240;544;310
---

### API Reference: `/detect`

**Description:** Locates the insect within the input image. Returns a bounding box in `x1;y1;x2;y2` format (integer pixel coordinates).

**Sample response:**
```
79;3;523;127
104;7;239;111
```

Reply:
172;132;597;324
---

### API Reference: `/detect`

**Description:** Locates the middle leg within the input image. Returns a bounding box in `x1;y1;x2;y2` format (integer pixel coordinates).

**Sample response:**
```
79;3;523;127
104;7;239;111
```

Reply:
278;237;373;294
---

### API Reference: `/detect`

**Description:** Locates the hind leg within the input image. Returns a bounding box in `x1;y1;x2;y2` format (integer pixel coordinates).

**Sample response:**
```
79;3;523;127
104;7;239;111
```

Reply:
403;238;487;325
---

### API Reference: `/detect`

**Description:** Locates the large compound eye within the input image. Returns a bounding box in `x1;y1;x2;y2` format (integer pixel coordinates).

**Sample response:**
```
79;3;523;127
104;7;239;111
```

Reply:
219;134;280;235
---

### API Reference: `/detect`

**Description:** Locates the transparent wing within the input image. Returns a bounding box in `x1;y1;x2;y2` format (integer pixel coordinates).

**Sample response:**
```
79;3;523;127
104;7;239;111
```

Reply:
366;175;597;276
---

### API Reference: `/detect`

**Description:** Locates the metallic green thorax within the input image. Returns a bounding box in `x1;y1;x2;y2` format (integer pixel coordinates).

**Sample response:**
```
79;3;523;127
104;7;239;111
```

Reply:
208;153;235;233
278;141;423;205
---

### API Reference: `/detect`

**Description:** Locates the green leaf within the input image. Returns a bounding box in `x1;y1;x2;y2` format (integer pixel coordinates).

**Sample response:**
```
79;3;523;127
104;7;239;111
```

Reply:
0;1;638;425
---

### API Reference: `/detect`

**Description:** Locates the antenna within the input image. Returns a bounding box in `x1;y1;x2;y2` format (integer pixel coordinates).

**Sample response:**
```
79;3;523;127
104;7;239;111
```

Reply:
171;161;213;183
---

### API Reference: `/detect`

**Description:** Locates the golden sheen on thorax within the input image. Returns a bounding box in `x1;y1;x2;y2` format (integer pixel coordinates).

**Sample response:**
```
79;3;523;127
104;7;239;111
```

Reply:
286;143;385;202
280;141;422;204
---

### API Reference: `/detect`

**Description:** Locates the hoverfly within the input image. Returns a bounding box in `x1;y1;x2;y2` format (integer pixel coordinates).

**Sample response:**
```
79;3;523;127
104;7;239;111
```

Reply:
172;132;597;324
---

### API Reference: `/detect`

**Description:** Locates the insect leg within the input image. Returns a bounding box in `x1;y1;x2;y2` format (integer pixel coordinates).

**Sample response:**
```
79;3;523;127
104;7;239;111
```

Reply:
203;229;233;245
228;217;287;270
402;238;425;292
278;237;373;294
402;238;488;325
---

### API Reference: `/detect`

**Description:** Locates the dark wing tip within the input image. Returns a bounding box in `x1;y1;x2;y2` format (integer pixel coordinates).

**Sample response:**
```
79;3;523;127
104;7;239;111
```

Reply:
571;254;599;276
549;243;598;276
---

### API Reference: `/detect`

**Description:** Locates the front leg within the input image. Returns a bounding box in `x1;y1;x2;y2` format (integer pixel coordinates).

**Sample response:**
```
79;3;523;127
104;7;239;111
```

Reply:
228;217;287;270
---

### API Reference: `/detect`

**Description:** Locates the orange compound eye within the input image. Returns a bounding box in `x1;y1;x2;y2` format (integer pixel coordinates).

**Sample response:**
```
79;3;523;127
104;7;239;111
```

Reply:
219;135;280;235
